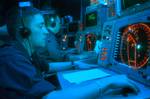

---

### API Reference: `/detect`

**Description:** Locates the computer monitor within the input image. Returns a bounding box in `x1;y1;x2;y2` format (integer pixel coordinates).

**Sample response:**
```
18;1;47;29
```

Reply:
116;0;150;16
107;0;150;18
114;23;150;69
85;11;97;27
121;0;149;10
84;33;97;51
106;9;150;86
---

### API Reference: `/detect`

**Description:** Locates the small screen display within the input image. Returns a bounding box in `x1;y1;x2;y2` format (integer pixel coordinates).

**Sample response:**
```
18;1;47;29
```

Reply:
85;11;97;27
84;33;97;51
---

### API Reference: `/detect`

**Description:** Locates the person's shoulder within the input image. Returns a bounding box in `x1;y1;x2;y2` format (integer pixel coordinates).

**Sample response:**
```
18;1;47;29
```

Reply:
0;42;32;68
0;42;25;60
0;42;15;54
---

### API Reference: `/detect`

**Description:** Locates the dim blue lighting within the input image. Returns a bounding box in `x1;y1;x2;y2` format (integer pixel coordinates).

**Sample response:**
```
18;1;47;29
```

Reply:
19;1;31;7
64;15;73;23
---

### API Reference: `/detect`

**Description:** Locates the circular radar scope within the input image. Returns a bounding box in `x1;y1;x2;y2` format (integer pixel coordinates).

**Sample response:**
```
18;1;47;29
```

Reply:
120;23;150;69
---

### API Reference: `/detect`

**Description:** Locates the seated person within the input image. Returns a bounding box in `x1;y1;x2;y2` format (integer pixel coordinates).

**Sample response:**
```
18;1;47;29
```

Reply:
0;6;139;99
40;9;79;62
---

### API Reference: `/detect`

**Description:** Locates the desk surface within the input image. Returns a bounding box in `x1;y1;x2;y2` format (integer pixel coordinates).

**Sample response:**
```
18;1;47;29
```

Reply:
57;68;150;99
68;51;97;61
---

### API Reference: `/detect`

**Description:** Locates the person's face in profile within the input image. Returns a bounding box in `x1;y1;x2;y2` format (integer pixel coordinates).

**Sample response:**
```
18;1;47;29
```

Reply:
28;14;48;48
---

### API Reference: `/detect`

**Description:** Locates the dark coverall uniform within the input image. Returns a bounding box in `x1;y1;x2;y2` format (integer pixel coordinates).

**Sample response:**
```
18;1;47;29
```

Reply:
0;41;56;99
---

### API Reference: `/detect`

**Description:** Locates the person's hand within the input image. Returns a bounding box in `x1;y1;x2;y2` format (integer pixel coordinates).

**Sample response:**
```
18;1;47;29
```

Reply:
111;75;138;89
96;75;139;95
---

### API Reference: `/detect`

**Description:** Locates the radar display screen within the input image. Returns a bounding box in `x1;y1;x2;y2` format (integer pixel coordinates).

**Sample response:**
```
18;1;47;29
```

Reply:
114;23;150;69
84;33;97;51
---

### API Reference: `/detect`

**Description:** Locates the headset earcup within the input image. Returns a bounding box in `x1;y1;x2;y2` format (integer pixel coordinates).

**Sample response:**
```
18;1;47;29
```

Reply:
49;16;61;34
19;27;31;39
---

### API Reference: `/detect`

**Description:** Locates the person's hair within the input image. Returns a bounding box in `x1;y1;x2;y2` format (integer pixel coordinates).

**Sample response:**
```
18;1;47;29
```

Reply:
6;6;41;40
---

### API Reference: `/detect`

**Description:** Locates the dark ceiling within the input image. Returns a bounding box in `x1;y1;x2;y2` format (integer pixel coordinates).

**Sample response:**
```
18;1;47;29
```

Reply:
35;0;90;20
39;0;82;20
52;0;82;18
1;0;90;20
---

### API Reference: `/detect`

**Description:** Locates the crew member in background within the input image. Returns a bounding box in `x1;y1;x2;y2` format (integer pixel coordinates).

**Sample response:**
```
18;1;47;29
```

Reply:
40;9;76;62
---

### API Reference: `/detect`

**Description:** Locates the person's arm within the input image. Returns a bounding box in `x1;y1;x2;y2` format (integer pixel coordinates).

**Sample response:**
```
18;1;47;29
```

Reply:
96;75;139;95
43;82;107;99
43;75;139;99
48;59;99;73
48;62;75;73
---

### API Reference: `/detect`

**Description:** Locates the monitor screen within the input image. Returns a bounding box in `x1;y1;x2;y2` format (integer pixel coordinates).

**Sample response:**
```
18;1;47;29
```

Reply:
121;0;149;10
107;0;116;17
114;23;150;69
85;11;97;27
84;33;97;51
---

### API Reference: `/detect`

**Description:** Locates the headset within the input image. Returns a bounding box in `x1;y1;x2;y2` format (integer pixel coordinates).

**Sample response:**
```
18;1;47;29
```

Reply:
48;15;61;34
18;2;31;39
19;8;31;39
